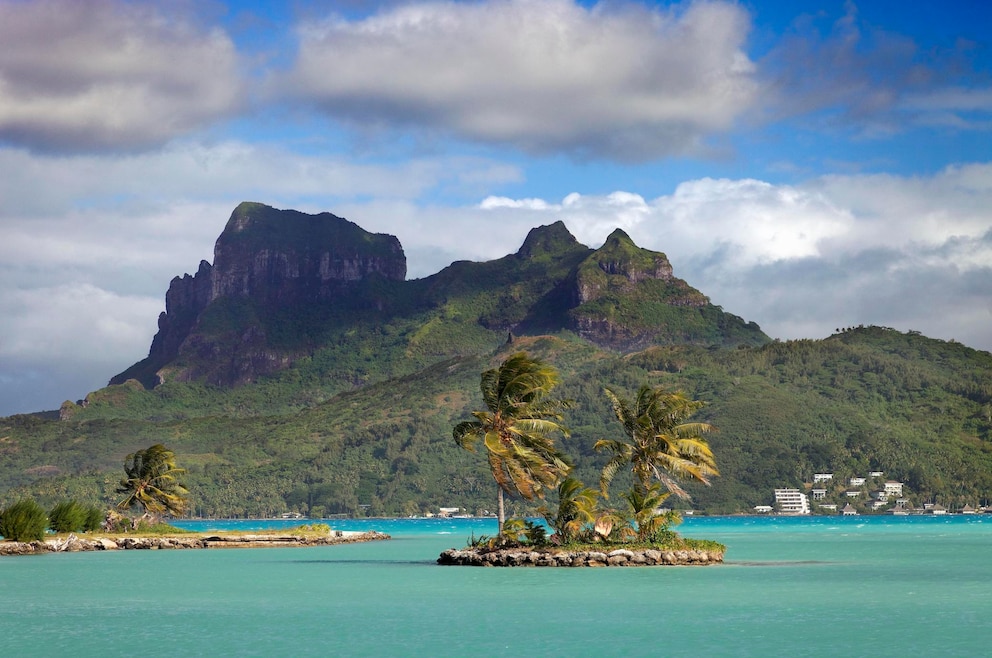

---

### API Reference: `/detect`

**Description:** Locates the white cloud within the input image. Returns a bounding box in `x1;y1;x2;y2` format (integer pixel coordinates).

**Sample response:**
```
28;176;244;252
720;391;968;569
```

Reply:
0;283;163;412
0;284;160;363
283;0;757;159
0;0;243;152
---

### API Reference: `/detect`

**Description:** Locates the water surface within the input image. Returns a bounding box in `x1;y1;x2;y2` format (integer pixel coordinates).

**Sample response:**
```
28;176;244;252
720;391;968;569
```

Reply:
1;516;988;656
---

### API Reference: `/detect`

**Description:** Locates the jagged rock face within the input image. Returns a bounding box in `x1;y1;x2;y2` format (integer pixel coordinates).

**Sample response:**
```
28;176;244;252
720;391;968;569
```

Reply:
110;202;407;387
574;229;694;305
567;229;712;350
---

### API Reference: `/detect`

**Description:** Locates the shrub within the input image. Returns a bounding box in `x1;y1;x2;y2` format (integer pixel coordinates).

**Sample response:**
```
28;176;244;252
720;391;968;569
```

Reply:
0;499;49;542
83;506;104;532
49;500;88;533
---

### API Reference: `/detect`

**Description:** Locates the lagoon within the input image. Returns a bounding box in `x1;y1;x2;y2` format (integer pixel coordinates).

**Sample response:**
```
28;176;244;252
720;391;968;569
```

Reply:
1;516;990;656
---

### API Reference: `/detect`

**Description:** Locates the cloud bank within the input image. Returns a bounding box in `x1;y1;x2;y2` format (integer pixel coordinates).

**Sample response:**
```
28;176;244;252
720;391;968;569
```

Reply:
0;0;243;152
284;0;757;159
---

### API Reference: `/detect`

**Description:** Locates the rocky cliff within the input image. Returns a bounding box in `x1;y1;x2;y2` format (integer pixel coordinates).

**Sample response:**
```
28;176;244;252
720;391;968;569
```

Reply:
110;202;407;388
564;229;736;350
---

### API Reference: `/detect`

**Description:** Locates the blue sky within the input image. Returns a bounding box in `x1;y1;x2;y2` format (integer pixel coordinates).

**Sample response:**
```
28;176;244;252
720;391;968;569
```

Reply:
1;0;990;416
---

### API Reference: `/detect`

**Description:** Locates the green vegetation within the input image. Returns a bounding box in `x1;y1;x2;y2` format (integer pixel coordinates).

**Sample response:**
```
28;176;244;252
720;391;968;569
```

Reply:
453;352;571;535
48;500;102;533
0;499;48;542
452;352;718;550
2;327;991;517
539;476;599;544
116;445;189;519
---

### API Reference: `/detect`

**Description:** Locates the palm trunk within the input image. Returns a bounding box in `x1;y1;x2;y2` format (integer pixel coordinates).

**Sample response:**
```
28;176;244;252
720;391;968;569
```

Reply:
497;486;505;536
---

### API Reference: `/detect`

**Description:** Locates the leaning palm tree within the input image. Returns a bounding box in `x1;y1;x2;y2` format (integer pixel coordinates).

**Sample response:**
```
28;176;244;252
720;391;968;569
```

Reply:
116;444;189;519
453;352;571;535
596;385;718;501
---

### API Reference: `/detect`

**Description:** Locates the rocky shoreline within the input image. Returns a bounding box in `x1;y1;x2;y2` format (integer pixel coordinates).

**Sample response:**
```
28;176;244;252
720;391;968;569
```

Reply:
0;530;390;556
437;546;724;567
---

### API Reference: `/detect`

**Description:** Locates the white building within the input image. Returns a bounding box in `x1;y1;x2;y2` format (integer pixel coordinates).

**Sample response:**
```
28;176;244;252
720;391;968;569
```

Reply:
754;505;773;514
811;489;828;500
849;477;866;487
869;471;884;477
884;481;904;496
813;473;834;483
841;503;858;516
774;489;811;515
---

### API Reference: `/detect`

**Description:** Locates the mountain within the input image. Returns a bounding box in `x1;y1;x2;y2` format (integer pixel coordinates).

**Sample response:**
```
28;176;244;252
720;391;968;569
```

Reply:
111;202;407;388
2;204;990;518
109;202;767;394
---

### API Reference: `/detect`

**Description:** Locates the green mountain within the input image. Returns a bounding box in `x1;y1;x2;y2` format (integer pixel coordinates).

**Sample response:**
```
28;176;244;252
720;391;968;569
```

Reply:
2;204;990;518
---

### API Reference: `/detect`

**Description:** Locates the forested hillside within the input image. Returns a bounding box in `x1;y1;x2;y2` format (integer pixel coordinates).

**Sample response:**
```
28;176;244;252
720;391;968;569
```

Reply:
2;327;990;516
2;206;989;517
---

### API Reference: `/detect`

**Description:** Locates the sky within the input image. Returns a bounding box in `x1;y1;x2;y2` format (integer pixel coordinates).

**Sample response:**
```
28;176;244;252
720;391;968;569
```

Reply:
1;0;991;416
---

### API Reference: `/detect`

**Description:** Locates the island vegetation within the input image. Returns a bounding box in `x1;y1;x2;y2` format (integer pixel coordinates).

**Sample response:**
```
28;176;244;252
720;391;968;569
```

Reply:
444;352;726;566
1;443;387;554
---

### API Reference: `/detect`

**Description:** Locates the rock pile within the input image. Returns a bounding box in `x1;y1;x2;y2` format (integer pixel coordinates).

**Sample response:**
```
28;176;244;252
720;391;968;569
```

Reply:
437;546;723;567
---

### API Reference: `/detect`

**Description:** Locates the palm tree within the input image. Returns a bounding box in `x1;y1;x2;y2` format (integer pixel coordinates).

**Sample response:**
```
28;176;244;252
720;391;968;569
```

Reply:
116;444;189;519
596;385;718;500
539;476;599;544
453;352;571;535
620;483;681;543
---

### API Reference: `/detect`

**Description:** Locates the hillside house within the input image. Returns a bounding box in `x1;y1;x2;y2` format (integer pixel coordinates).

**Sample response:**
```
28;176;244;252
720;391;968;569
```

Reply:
841;503;858;516
811;489;827;500
849;477;866;487
884;481;904;496
813;473;834;483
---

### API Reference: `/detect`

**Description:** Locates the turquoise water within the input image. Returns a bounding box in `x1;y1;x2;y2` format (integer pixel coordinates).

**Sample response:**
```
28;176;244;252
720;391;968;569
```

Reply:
1;516;990;656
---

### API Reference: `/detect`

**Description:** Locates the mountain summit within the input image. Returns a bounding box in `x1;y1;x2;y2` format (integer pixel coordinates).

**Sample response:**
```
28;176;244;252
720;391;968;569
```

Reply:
112;203;768;390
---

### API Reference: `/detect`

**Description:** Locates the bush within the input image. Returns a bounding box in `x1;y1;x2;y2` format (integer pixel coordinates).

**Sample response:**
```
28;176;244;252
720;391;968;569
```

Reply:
83;506;104;532
0;499;49;542
49;500;88;533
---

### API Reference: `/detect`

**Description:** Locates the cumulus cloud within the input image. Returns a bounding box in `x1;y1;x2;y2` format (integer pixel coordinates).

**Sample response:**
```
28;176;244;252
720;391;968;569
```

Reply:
0;0;244;152
282;0;757;160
